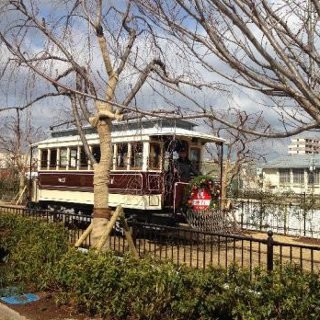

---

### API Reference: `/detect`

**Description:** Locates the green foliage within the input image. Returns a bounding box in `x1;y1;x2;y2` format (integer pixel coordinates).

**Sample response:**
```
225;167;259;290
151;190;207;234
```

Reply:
53;252;320;320
0;172;19;201
53;249;125;317
2;212;320;319
0;213;69;290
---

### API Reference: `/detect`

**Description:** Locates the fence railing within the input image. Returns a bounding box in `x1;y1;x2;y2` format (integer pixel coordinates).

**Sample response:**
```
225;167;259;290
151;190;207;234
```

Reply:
233;199;320;238
1;205;320;275
129;223;320;274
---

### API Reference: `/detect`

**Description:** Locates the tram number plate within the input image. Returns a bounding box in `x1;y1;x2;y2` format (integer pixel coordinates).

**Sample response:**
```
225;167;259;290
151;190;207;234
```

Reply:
192;199;211;206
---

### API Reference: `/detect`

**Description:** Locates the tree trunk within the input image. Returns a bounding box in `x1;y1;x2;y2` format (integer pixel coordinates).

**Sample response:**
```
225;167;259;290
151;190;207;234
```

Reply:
90;109;113;247
18;171;26;199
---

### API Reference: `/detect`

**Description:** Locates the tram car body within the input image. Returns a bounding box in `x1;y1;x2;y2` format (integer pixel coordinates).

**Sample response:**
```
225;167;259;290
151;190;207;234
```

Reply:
30;118;225;218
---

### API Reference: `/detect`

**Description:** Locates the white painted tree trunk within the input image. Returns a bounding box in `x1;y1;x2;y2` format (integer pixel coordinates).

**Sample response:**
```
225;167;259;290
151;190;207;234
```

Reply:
89;97;117;247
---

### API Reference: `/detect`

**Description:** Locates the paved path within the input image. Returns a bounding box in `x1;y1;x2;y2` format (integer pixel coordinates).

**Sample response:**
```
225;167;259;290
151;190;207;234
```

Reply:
0;302;29;320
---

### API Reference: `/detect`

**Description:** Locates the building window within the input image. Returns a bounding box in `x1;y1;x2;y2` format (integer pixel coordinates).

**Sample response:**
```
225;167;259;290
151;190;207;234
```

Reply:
279;169;290;184
293;169;304;184
315;170;320;185
308;169;320;185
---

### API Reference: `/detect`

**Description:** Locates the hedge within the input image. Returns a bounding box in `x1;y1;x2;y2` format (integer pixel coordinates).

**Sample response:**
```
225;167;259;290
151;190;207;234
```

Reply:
1;213;320;319
0;213;69;290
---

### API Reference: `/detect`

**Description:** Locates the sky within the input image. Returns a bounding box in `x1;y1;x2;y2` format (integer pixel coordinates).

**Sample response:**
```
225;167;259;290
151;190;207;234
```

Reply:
0;0;318;163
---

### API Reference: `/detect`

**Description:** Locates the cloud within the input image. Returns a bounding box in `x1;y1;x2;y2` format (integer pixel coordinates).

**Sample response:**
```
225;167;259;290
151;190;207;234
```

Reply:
1;0;309;160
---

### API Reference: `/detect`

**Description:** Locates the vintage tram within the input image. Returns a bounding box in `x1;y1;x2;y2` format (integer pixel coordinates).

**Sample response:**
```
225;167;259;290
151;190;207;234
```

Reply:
29;118;225;223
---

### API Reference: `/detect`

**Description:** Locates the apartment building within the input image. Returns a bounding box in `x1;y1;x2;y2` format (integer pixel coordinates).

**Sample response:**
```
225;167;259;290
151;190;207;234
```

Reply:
288;138;320;155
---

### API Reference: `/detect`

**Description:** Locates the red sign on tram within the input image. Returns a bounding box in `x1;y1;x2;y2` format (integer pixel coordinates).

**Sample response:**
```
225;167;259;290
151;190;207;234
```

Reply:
191;187;212;211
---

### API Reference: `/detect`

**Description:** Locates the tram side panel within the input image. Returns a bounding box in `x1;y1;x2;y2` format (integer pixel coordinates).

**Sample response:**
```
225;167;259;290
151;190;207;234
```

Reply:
33;170;164;211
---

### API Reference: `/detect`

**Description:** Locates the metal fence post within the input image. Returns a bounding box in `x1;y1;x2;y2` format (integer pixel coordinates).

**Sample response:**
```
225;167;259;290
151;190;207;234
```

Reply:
303;201;306;237
267;230;274;272
259;198;263;230
241;201;244;229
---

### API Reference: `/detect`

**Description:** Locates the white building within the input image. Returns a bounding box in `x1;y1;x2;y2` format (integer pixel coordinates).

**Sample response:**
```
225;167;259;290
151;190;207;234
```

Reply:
0;152;8;168
262;154;320;194
288;137;320;155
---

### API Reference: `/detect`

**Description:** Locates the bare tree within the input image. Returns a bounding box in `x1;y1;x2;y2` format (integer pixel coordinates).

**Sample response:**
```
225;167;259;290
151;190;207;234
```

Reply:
135;0;320;137
206;108;267;205
0;0;196;246
0;109;42;200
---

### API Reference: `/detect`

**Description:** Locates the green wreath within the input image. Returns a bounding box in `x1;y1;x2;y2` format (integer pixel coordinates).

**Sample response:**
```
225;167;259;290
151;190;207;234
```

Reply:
185;175;221;209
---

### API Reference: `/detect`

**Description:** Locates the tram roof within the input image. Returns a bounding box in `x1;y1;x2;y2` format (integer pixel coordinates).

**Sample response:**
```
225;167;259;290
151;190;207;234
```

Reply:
35;118;225;147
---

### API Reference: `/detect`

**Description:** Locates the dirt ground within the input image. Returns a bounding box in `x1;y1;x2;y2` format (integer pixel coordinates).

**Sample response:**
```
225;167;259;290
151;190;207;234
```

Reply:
6;295;111;320
2;292;103;320
244;229;320;246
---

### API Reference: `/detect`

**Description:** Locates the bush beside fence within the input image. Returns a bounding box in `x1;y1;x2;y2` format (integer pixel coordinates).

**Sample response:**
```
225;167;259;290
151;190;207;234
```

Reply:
1;212;320;319
1;205;320;275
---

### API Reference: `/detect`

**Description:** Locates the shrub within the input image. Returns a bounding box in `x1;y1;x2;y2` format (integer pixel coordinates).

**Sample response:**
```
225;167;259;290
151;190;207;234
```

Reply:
0;213;69;290
54;253;320;320
2;212;320;319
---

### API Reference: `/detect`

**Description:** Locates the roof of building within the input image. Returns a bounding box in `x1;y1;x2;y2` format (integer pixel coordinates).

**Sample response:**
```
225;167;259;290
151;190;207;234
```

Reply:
262;154;320;169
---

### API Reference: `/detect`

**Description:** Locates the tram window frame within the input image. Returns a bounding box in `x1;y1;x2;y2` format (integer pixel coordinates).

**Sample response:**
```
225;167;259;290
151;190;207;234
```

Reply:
116;143;128;170
59;148;68;169
49;149;57;169
69;147;77;169
40;149;48;170
79;147;88;170
149;142;161;170
130;142;143;170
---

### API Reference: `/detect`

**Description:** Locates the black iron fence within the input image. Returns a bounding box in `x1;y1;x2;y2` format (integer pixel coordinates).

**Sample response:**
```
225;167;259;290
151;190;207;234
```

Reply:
131;223;320;274
1;205;320;275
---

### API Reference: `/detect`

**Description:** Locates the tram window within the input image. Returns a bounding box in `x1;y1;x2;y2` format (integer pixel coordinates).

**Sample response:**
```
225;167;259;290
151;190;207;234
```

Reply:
130;142;143;170
116;143;128;169
49;149;57;169
149;143;161;170
40;149;48;169
69;148;77;169
92;145;101;163
190;147;200;172
80;147;88;169
59;148;68;169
